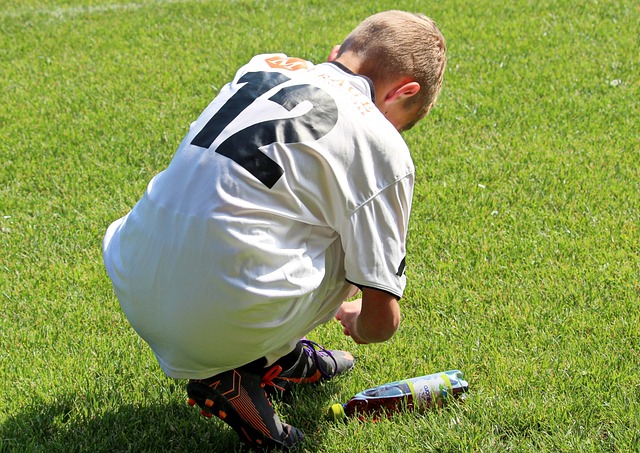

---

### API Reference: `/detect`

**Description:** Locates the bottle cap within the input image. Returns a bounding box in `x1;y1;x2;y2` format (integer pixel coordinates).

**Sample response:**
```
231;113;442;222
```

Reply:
327;403;346;421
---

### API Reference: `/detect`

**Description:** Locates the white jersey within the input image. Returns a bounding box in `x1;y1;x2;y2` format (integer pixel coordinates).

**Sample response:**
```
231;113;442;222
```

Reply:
103;54;415;379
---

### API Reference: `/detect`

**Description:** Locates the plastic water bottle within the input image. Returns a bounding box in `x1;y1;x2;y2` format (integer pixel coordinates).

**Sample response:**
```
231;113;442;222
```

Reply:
327;369;468;421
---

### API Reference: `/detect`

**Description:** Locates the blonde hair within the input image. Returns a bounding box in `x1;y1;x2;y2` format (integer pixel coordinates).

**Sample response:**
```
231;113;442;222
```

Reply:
339;11;447;117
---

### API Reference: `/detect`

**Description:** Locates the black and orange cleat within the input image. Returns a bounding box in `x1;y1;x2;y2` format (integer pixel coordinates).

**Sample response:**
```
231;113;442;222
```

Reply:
295;339;355;382
187;368;303;451
263;339;355;397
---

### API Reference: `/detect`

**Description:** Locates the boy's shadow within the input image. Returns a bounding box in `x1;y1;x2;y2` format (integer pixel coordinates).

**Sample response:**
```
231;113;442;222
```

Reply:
0;382;339;452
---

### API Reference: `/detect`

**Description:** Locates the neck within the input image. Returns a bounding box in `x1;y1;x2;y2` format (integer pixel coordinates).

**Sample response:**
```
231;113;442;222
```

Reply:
333;53;363;74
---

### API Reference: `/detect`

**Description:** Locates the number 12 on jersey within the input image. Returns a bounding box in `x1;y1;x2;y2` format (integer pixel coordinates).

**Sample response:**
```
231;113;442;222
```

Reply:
191;71;339;188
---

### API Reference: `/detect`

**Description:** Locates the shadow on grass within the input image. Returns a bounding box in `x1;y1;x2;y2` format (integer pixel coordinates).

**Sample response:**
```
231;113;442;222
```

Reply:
0;382;338;452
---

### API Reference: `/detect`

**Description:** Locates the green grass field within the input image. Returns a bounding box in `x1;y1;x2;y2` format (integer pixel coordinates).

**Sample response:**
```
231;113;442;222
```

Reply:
1;0;638;451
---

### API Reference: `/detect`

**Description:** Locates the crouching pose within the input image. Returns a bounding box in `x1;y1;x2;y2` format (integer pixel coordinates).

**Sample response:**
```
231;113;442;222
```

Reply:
103;10;446;451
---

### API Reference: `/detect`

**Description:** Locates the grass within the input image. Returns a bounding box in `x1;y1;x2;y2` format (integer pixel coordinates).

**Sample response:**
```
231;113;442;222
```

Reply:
1;0;638;451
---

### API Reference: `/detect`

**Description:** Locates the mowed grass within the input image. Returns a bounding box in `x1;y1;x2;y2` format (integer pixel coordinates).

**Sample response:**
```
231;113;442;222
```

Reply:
1;0;638;451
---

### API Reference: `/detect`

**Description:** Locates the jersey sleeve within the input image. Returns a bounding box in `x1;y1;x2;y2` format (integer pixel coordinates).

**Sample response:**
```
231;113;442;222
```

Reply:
339;173;414;298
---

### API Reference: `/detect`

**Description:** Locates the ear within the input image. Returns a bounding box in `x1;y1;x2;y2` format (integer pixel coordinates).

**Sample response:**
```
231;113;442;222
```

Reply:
327;45;341;62
384;81;421;103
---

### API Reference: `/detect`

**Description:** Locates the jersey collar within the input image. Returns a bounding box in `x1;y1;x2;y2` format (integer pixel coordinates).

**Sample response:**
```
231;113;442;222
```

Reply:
326;61;376;104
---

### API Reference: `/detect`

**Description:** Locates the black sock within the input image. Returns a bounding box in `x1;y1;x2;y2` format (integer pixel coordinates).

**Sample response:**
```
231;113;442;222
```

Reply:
270;341;304;373
239;341;304;376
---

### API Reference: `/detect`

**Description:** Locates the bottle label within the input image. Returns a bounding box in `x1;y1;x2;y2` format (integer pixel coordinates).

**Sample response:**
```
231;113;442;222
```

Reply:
407;373;452;410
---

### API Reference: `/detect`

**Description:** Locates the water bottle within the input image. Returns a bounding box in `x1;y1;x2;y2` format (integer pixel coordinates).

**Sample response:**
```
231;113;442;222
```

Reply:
327;369;468;421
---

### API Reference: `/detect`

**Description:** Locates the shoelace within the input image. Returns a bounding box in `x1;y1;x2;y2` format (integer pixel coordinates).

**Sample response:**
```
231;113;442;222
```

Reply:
260;364;286;391
300;339;338;379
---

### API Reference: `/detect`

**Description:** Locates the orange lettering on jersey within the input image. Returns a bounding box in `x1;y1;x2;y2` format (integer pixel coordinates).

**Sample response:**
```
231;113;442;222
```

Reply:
265;56;309;71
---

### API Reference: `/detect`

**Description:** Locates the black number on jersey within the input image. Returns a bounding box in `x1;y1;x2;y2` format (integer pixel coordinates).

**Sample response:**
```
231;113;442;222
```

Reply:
191;71;339;188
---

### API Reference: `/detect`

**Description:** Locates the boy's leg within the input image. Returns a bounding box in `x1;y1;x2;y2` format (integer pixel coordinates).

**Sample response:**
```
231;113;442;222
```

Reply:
187;367;303;451
186;340;354;449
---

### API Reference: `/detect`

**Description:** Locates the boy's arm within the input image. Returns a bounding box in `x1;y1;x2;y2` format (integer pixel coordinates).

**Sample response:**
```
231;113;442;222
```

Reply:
335;287;401;344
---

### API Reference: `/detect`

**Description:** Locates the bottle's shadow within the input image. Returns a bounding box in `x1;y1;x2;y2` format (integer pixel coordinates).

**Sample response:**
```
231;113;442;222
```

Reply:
0;382;338;452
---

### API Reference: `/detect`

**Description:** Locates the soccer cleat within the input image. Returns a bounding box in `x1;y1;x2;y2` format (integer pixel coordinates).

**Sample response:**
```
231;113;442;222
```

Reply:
186;368;304;451
263;339;355;395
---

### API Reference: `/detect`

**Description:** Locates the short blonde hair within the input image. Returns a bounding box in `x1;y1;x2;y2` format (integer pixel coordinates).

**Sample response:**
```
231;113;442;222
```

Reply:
339;11;447;117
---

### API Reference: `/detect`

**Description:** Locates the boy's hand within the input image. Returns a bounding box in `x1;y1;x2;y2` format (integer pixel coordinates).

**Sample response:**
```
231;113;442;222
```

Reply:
336;299;367;344
336;288;401;344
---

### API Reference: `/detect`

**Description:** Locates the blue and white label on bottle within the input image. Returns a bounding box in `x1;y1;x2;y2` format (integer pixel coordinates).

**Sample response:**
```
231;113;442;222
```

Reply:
408;373;452;409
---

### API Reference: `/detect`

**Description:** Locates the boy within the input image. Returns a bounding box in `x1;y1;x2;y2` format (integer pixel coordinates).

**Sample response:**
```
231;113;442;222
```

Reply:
103;10;446;451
